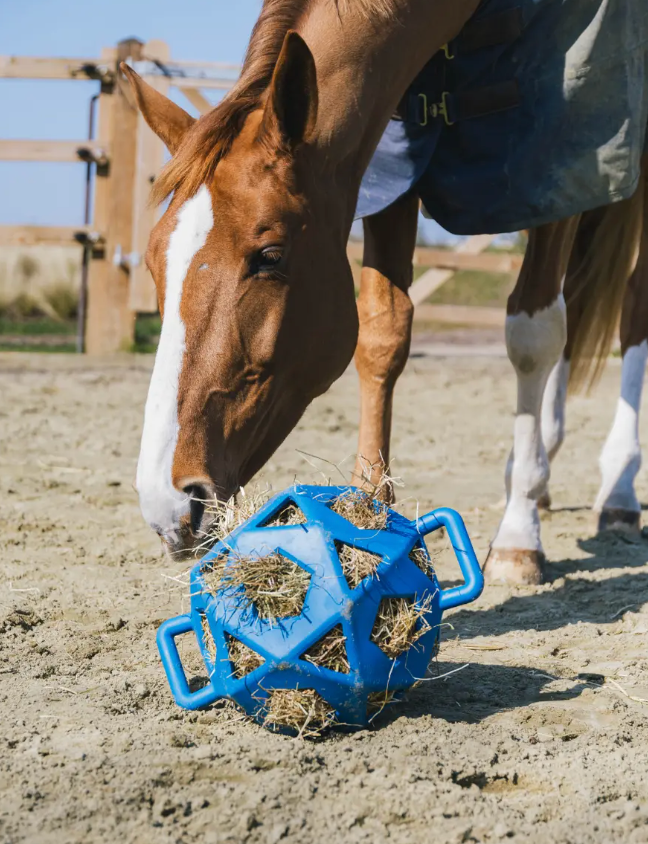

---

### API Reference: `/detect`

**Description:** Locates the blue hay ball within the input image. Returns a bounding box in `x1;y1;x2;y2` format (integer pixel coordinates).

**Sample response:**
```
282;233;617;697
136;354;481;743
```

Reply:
157;485;483;732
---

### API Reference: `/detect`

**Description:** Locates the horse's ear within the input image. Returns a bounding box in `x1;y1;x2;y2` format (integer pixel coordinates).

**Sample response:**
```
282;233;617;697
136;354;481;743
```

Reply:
262;31;318;149
120;63;196;154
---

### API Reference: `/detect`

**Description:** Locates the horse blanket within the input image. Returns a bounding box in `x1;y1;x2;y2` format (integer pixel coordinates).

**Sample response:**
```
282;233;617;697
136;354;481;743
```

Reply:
356;0;648;233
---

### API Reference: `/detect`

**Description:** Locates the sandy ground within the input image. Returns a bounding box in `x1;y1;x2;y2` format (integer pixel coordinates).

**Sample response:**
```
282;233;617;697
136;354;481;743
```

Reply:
1;351;648;844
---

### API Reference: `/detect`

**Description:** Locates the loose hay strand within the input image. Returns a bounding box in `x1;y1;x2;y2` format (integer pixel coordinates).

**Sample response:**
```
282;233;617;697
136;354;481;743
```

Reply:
263;689;338;738
371;595;433;660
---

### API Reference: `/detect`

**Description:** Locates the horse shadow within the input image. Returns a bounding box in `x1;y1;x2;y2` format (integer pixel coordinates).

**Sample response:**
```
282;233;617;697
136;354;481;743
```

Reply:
440;533;648;642
371;659;592;727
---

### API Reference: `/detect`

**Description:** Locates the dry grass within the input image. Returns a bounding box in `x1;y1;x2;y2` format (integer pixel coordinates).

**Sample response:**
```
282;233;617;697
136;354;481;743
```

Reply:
200;614;217;664
262;689;338;738
202;551;311;621
331;488;389;532
302;625;349;674
367;689;397;717
199;485;273;552
264;502;307;527
371;596;433;660
409;545;435;579
227;635;264;679
335;541;382;589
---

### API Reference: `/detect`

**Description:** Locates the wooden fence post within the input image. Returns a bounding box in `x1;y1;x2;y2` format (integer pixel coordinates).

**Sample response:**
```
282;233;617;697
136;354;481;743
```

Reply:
129;39;170;313
85;39;143;354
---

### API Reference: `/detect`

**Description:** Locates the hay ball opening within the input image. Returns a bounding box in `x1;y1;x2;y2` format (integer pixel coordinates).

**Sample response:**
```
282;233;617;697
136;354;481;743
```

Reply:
203;551;311;621
409;544;435;579
301;624;350;674
335;541;382;590
370;596;432;660
330;488;389;532
227;634;264;679
262;502;307;527
262;688;338;738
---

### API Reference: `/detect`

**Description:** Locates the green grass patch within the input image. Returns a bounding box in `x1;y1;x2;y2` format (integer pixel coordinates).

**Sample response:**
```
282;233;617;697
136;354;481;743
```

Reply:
0;317;76;336
133;313;161;353
422;269;514;308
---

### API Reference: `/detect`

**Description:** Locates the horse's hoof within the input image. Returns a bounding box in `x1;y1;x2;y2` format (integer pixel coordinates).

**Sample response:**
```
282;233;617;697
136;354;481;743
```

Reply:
483;548;545;585
537;491;552;511
596;508;641;535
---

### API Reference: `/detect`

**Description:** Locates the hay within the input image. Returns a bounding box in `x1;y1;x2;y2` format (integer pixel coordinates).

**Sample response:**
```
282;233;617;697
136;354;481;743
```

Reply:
262;689;338;738
227;635;264;679
198;485;273;552
200;614;217;664
371;596;433;660
367;689;397;717
331;488;389;532
335;541;382;589
302;625;349;674
409;545;435;579
264;502;307;527
203;551;311;621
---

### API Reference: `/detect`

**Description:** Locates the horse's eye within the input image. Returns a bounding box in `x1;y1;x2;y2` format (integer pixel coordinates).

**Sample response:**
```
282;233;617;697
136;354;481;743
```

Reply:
254;247;284;275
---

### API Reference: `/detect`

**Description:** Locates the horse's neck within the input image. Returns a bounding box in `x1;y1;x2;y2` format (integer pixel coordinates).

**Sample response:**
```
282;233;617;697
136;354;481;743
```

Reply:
299;0;479;171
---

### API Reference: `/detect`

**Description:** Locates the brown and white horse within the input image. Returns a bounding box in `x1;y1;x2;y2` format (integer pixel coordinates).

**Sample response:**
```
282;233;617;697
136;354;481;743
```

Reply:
124;0;646;586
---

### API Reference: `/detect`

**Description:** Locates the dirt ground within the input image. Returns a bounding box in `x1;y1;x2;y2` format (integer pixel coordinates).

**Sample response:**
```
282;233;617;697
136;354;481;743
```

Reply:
1;351;648;844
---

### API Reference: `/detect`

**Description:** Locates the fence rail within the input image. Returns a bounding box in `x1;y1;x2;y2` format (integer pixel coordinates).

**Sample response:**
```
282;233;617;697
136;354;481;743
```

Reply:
0;38;515;353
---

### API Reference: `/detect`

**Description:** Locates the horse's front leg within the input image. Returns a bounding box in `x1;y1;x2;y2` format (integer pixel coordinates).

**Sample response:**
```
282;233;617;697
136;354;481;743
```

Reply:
485;217;580;584
353;192;419;502
595;189;648;533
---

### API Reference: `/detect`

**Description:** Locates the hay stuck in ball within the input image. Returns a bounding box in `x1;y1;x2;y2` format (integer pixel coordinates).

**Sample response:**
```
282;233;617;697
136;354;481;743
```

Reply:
203;551;311;621
302;624;349;674
264;502;307;527
227;634;264;679
262;688;338;738
335;541;382;589
371;596;433;660
331;487;389;532
409;545;435;579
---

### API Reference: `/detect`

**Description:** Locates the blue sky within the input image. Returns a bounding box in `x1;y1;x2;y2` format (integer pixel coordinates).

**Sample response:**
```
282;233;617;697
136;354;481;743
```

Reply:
0;0;450;240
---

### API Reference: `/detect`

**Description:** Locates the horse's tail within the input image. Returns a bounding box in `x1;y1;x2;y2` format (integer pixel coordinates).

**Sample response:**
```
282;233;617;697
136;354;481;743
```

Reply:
567;166;645;394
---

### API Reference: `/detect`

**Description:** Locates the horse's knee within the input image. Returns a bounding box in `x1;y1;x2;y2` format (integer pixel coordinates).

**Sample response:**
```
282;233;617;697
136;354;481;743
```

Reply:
355;274;413;386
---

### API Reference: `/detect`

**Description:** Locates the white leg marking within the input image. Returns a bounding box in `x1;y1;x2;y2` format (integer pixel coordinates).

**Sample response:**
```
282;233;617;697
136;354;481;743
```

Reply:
492;296;567;553
594;340;648;514
541;354;570;462
136;186;214;537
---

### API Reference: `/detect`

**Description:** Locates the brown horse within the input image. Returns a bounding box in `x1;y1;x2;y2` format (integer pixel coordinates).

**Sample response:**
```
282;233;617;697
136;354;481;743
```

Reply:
124;0;645;586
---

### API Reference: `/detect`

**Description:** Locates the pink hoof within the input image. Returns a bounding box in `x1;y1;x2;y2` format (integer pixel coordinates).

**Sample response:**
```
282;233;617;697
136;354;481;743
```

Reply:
596;508;641;535
483;548;545;585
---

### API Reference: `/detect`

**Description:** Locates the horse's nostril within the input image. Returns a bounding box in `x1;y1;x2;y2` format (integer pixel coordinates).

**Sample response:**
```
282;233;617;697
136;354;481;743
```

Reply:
184;484;209;534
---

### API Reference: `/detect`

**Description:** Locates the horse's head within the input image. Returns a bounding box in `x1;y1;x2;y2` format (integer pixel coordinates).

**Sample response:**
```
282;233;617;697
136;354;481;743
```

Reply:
125;33;359;558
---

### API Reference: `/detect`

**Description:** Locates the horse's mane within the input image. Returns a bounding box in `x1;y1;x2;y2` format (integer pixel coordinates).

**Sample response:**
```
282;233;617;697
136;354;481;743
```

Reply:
151;0;395;205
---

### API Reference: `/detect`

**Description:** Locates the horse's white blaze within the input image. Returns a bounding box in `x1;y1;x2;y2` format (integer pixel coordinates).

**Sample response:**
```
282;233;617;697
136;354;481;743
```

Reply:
541;354;570;462
594;340;648;514
492;295;567;552
136;186;214;538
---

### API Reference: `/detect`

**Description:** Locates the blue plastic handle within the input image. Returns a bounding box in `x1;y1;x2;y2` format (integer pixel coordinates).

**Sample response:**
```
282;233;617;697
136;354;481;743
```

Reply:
414;507;484;610
157;614;221;710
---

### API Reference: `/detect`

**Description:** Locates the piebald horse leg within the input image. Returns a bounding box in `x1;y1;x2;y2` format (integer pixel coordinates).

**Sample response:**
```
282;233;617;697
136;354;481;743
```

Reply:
485;217;580;584
595;195;648;534
536;211;607;510
353;192;419;501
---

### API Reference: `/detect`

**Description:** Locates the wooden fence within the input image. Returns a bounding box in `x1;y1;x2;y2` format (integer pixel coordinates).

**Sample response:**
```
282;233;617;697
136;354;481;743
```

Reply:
0;39;520;353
